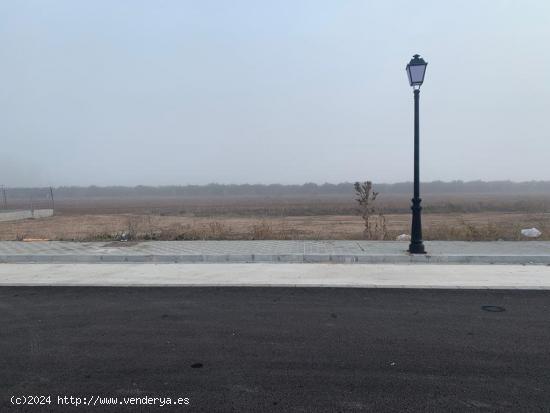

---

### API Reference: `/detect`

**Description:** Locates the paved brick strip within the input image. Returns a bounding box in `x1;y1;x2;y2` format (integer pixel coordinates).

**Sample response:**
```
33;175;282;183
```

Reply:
0;241;548;264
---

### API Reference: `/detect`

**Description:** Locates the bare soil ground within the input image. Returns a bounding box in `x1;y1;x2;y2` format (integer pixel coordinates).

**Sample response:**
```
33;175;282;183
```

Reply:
1;195;549;241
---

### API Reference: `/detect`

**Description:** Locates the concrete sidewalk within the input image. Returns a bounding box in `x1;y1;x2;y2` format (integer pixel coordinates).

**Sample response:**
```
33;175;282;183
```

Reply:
1;264;549;288
0;240;549;264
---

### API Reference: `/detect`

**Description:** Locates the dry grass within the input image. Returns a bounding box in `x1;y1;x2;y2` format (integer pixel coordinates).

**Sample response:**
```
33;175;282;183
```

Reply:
1;193;549;241
1;211;549;241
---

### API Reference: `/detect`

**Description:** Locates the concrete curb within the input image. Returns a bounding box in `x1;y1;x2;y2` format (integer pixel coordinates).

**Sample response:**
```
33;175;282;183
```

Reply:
0;263;548;288
0;253;549;264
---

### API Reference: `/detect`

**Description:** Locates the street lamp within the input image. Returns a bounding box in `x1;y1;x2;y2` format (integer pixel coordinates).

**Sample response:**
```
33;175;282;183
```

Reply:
406;54;427;254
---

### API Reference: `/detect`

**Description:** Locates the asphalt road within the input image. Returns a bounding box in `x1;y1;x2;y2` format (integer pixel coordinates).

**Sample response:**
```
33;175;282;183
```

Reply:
1;287;549;412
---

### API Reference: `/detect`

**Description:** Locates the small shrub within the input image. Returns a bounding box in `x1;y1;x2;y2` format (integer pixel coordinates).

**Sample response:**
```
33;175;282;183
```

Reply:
354;181;387;239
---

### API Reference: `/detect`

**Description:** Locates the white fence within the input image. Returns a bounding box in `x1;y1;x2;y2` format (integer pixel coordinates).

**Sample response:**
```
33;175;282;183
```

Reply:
0;209;54;222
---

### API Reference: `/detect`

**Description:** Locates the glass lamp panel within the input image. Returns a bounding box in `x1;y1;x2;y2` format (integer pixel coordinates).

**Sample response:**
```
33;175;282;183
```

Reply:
408;64;426;85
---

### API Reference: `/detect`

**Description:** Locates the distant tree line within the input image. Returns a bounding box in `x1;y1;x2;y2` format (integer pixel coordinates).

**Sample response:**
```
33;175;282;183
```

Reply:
3;180;550;199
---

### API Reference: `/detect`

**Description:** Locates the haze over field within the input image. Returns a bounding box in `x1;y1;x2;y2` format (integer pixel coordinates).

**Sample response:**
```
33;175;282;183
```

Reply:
5;181;550;200
1;1;549;186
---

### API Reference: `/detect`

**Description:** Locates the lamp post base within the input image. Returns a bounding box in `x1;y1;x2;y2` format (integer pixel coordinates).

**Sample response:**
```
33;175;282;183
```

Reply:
409;197;426;254
408;242;426;254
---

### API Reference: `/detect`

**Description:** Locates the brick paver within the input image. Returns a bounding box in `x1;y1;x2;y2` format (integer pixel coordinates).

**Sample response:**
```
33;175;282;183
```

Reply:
0;241;548;264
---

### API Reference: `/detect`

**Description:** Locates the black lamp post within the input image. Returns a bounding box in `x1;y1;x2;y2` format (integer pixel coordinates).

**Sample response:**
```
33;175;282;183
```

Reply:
406;54;428;254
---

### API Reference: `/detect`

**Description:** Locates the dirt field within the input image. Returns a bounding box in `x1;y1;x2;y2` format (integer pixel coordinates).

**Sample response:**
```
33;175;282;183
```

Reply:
0;195;549;241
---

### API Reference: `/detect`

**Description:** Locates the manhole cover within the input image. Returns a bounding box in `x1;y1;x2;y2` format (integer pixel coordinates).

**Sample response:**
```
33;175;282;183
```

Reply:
481;305;505;313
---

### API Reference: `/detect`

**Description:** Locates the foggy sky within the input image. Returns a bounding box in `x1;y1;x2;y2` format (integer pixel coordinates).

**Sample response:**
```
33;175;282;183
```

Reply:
0;0;549;187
